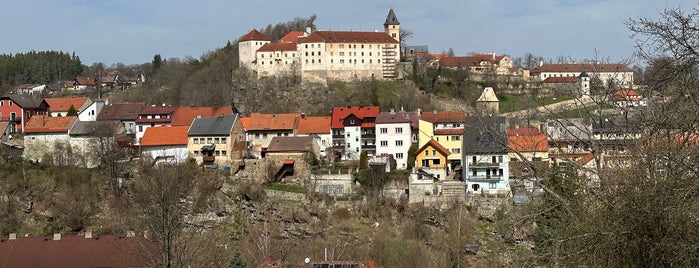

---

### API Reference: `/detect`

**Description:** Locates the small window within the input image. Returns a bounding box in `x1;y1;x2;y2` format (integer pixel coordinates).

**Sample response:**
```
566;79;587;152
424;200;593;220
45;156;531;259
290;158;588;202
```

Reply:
263;133;268;139
222;150;227;156
395;153;403;159
221;137;227;144
395;127;403;134
207;138;212;144
380;141;388;147
193;138;199;144
380;128;387;134
396;140;403;146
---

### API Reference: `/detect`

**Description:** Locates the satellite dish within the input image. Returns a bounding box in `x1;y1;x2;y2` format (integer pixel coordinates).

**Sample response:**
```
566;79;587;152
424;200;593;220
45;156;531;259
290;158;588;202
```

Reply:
304;257;311;264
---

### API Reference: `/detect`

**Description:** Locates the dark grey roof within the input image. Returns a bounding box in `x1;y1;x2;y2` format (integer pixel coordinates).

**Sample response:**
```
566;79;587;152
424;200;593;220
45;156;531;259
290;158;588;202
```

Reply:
463;115;508;154
1;95;47;108
405;45;429;52
188;114;238;136
69;120;122;136
384;9;400;26
267;136;314;152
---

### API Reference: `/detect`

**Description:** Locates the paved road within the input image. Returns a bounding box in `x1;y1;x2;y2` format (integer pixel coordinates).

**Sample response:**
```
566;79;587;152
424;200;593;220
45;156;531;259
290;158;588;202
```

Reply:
503;95;596;119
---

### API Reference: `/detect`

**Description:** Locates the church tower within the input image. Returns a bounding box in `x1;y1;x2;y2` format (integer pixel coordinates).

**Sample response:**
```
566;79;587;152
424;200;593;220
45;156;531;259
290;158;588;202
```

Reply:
384;9;400;43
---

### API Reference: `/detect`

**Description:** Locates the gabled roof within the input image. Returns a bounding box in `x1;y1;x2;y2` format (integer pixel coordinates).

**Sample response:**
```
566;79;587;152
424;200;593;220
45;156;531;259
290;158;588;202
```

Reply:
97;103;144;121
417;139;451;157
75;76;96;85
188;114;238;136
331;106;381;129
434;128;464;135
140;125;189;146
463;116;508;154
0;95;48;109
420;111;465;124
299;31;398;44
136;105;177;124
69;120;123;136
297;116;331;134
279;31;305;43
0;234;161;267
44;97;90;112
243;113;300;131
384;8;400;26
506;127;540;136
257;42;297;52
171;106;233;126
477;87;499;102
531;63;633;74
267;136;315;152
239;29;270;42
24;115;77;133
508;132;548;152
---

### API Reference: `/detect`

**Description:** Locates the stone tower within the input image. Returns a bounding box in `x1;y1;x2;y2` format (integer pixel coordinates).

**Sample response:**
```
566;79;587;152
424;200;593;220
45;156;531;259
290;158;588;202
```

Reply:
384;9;400;43
476;87;500;115
237;29;270;69
578;71;591;96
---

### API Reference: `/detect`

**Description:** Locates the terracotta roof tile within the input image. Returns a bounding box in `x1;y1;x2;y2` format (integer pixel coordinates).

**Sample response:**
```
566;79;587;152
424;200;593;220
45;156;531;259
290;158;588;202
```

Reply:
506;127;540;136
434;128;464;135
97;103;144;121
297;116;331;134
299;31;398;44
239;29;270;41
244;113;300;131
171;106;233;126
24;115;77;133
331;106;380;129
417;139;451;157
266;136;315;152
420;111;465;123
508;133;548;152
140;125;189;146
257;42;297;52
278;31;305;43
44;97;90;112
75;76;96;85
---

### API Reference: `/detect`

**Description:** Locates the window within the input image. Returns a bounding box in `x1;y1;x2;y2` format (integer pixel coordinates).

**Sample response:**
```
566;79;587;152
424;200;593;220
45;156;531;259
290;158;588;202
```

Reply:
194;151;199;156
284;133;289;137
380;141;388;147
395;153;404;159
424;151;428;156
215;151;221;156
277;133;282;137
489;182;496;189
380;128;388;134
498;156;503;163
432;150;436;156
222;150;227;156
395;140;403;146
207;138;213;144
452;148;461;154
0;101;3;106
433;159;441;165
214;138;220;144
194;138;199;144
138;126;143;132
472;156;477;164
452;135;461;141
262;133;268;139
492;156;497;163
395;127;403;134
255;133;260;139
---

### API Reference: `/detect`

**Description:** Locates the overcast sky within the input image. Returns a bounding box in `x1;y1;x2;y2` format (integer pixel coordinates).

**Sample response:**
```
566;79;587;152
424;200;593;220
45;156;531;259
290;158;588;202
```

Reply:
0;0;689;66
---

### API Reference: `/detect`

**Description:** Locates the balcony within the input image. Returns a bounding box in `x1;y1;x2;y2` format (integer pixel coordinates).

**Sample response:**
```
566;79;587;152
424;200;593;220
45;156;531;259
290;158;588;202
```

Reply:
361;133;375;139
361;144;376;150
202;156;215;164
468;175;503;182
469;162;502;167
332;134;344;139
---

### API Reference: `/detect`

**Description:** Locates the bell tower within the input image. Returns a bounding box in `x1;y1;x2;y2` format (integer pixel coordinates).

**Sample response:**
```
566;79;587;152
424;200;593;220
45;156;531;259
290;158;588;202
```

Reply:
384;9;400;43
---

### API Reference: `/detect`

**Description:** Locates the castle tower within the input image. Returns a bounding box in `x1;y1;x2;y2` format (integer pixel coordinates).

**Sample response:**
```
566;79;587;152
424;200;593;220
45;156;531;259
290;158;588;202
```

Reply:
238;29;271;69
578;71;591;96
476;87;500;115
384;9;400;43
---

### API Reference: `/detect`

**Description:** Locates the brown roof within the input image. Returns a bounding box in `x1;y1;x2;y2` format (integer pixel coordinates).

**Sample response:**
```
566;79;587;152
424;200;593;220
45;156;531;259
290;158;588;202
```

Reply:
506;127;540;136
420;111;465;123
434;128;464;135
299;31;398;44
279;31;304;43
543;77;578;83
296;116;331;134
44;97;90;112
136;105;177;124
239;29;270;41
266;136;315;152
244;113;300;131
75;76;95;85
531;63;632;74
140;125;189;146
257;42;297;52
97;103;144;121
417;139;452;157
508;132;548;152
24;115;77;133
0;234;161;267
171;106;233;126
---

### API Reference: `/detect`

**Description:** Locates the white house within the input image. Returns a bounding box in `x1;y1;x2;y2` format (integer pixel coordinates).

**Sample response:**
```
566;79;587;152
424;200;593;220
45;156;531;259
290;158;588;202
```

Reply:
375;111;418;169
23;115;77;164
140;125;190;164
462;115;511;196
68;120;126;168
296;115;332;158
78;100;105;122
531;63;634;87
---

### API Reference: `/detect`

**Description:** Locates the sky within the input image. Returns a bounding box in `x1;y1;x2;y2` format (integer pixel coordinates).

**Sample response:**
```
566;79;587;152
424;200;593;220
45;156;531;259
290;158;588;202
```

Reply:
0;0;690;66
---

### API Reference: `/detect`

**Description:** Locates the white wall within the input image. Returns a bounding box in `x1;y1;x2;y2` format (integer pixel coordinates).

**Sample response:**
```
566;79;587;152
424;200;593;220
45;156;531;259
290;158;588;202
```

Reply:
375;122;411;169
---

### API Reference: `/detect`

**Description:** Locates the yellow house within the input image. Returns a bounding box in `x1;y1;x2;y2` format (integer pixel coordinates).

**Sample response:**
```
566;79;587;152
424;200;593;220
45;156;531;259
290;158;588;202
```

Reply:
187;114;246;167
415;139;452;180
418;111;465;171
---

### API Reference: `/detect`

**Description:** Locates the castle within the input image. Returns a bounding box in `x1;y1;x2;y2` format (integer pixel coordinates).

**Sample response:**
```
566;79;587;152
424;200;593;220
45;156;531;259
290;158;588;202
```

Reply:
238;9;402;83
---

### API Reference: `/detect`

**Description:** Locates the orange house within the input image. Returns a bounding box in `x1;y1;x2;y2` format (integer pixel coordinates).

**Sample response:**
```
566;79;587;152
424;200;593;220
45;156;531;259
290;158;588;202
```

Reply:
415;139;451;180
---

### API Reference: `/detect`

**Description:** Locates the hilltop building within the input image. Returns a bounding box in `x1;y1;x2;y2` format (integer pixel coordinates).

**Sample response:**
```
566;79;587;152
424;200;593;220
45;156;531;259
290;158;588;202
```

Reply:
238;9;401;82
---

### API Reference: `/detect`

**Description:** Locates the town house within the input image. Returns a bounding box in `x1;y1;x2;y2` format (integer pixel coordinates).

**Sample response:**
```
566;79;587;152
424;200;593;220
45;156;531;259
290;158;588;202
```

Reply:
134;104;177;145
240;113;301;158
462;115;510;195
418;110;465;171
0;95;49;133
375;110;419;169
330;106;380;161
44;97;91;117
187;114;245;166
295;115;332;158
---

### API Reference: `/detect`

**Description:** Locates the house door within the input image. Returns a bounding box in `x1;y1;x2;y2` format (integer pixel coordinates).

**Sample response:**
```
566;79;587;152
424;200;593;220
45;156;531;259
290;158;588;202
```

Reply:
472;184;480;191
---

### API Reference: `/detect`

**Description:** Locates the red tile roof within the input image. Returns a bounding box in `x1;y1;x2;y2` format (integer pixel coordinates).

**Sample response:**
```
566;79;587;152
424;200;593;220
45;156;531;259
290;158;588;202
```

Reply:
299;31;398;44
97;103;145;121
420;111;465;123
0;234;161;267
75;76;95;85
506;127;540;136
418;139;452;157
434;128;464;135
171;106;233;126
543;77;578;83
257;42;297;52
244;113;300;131
136;105;177;124
531;63;632;74
239;29;270;41
331;106;380;129
24;115;77;133
279;31;304;43
297;116;331;134
44;97;89;112
140;125;189;146
508;133;548;152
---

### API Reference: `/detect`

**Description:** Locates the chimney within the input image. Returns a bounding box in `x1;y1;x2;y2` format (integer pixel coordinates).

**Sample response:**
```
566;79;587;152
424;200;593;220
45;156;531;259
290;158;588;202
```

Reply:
53;233;61;240
84;230;93;239
9;233;16;240
390;108;395;114
417;108;422;115
301;113;306;119
433;109;438;114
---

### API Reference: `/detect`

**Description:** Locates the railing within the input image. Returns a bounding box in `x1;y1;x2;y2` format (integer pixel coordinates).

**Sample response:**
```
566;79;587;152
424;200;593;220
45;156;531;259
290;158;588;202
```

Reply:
332;134;344;139
468;175;503;182
470;162;503;167
202;156;215;163
361;144;376;149
0;116;20;122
